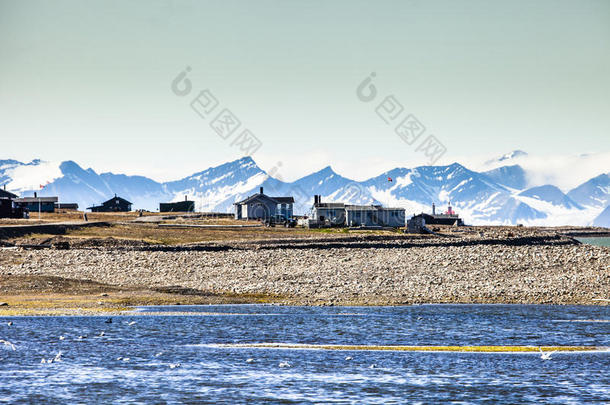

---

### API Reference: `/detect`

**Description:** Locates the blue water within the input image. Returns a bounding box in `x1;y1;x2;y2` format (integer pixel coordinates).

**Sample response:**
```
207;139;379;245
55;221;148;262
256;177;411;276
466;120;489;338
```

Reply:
1;304;609;404
576;236;610;247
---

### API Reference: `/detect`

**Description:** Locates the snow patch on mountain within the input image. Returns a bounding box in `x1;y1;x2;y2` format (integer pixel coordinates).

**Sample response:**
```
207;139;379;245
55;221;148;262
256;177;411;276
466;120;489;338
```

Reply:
485;150;528;166
512;195;595;226
483;165;528;190
189;171;268;212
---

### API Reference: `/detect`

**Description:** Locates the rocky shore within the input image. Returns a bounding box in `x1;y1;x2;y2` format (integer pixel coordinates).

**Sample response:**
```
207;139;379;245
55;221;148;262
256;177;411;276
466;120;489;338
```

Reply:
1;228;608;306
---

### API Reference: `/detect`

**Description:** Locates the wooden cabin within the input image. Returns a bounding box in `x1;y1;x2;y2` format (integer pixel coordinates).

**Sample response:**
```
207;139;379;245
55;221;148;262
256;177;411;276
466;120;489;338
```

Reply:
87;195;132;212
234;187;294;220
160;196;195;212
14;192;58;213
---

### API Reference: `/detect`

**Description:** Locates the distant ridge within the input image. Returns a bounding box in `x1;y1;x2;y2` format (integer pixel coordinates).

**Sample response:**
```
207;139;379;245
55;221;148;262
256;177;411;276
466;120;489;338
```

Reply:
0;156;608;226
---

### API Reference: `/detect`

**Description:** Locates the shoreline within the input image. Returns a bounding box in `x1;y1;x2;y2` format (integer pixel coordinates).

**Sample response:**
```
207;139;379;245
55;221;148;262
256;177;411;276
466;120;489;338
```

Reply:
1;225;609;315
1;289;609;317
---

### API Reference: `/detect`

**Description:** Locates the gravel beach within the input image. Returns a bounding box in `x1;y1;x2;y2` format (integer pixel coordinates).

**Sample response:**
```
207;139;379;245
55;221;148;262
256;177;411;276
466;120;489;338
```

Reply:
1;227;608;306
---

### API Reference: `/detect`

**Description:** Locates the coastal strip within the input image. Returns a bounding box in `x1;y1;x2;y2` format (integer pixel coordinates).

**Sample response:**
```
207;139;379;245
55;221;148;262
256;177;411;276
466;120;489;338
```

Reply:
210;343;608;353
1;226;608;309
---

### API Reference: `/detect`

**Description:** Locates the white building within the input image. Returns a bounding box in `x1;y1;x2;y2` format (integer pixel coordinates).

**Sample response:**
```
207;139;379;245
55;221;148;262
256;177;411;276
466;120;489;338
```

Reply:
311;195;405;228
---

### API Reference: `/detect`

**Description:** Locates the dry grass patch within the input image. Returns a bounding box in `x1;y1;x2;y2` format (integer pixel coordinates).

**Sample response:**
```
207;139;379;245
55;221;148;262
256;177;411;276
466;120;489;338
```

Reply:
0;275;286;316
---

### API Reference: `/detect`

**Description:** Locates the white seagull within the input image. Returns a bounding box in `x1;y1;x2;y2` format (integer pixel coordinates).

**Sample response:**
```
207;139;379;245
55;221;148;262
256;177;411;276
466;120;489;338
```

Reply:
539;348;556;360
246;358;254;363
278;362;291;368
0;339;16;351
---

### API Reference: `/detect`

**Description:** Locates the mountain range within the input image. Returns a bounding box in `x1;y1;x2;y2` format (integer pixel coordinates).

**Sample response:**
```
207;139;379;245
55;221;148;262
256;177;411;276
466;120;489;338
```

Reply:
1;153;608;226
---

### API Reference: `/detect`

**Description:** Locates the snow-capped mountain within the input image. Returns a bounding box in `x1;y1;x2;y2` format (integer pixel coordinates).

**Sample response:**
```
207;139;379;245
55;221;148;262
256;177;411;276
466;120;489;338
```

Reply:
518;185;583;210
566;174;610;209
478;149;610;192
1;156;608;226
483;165;528;190
358;163;546;224
485;150;528;166
0;159;171;211
288;166;377;206
163;157;269;212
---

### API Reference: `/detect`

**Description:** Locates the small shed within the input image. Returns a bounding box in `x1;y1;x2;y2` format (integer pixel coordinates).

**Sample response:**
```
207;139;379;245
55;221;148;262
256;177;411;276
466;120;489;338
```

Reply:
87;195;132;212
160;197;195;212
409;202;465;226
407;215;427;233
407;213;464;227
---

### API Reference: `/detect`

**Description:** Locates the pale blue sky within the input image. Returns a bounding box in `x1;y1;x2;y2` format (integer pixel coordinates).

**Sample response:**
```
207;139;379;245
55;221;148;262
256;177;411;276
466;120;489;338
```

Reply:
1;0;608;181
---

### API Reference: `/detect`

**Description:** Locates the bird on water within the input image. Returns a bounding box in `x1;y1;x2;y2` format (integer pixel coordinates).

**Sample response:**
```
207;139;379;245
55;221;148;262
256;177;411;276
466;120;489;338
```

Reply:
539;348;556;360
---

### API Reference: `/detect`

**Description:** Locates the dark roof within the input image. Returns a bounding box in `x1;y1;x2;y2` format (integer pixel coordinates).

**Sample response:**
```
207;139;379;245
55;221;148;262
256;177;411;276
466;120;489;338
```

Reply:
316;203;404;211
234;193;277;205
161;200;195;205
103;196;132;205
160;200;195;212
87;196;133;210
315;202;345;209
15;196;58;203
345;205;378;211
0;189;18;199
234;193;294;205
413;212;459;219
273;197;294;204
